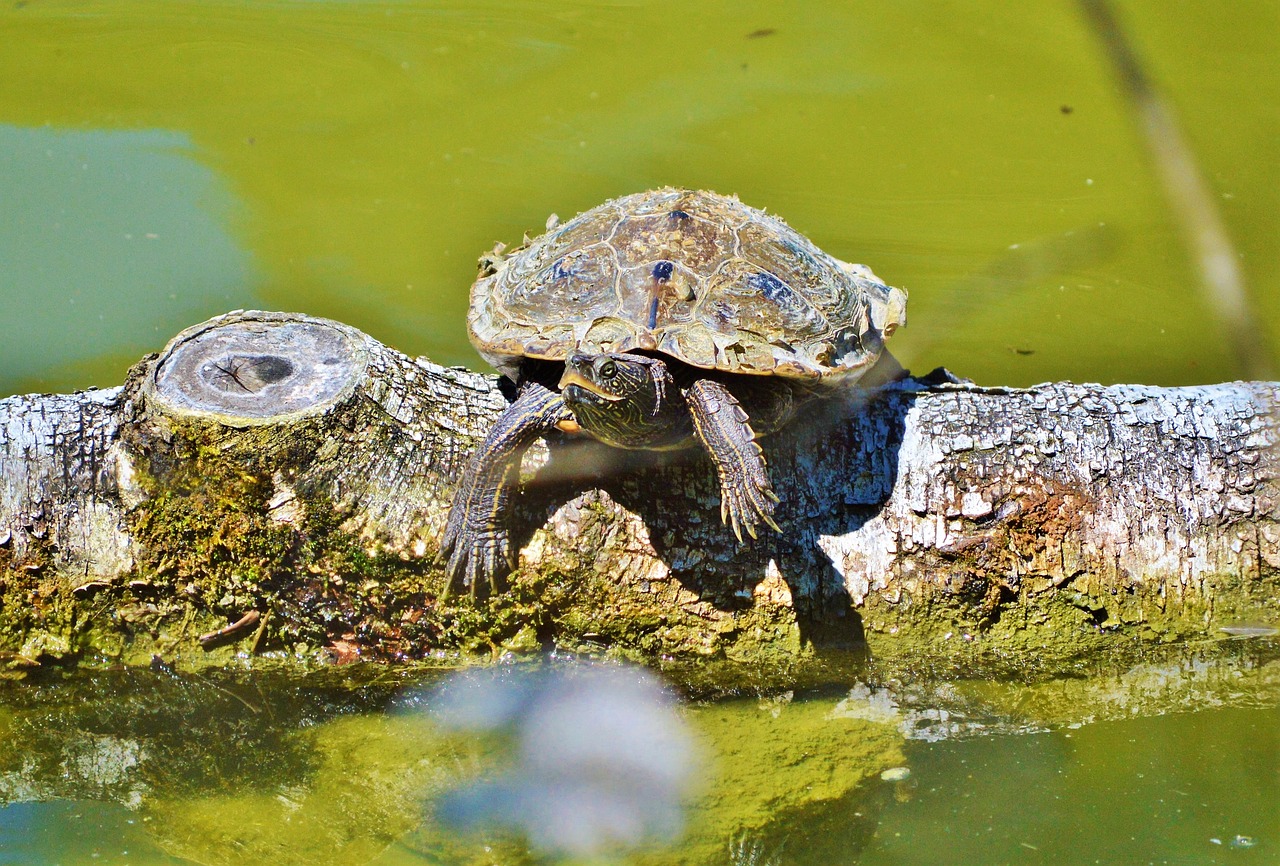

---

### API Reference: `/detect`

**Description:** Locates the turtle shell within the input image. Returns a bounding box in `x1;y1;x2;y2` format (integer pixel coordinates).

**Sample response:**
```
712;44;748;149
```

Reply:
468;188;906;382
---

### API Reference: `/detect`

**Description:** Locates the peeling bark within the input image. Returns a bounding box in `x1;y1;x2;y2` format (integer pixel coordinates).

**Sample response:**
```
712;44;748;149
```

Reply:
0;311;1275;673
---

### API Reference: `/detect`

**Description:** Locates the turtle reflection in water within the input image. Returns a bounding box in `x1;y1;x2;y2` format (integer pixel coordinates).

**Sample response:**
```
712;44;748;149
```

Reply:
440;188;907;593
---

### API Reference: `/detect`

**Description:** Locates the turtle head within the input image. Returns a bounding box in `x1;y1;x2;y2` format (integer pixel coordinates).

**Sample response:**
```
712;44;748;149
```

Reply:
558;353;690;448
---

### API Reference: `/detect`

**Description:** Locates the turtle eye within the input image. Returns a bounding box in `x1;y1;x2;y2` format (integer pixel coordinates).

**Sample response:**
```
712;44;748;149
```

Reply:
597;359;618;380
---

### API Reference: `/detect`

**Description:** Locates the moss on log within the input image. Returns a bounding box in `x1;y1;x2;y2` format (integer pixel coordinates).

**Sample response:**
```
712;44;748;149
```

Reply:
0;310;1275;675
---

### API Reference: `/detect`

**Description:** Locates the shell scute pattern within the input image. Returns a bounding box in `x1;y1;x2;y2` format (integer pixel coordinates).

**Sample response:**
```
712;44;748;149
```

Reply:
614;187;689;217
617;261;700;327
703;260;827;342
470;188;901;380
506;244;619;323
611;209;738;273
735;219;848;309
498;203;621;285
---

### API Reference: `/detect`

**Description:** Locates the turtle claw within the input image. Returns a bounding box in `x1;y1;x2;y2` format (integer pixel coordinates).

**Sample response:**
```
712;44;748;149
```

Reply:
439;488;514;597
719;473;781;544
440;526;512;598
761;511;782;534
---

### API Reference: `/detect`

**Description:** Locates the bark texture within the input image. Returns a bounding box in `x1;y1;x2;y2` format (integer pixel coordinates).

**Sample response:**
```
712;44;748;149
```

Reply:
0;311;1275;673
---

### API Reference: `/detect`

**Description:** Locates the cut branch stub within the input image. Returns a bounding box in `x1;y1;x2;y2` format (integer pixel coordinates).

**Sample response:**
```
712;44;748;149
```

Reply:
142;310;369;426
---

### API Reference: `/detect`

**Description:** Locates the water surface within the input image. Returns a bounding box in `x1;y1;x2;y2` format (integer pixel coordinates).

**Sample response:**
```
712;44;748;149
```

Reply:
0;645;1276;865
1;1;1275;394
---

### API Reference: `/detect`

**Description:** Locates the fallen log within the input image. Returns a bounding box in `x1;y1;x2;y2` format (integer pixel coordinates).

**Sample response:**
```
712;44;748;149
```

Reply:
0;310;1275;673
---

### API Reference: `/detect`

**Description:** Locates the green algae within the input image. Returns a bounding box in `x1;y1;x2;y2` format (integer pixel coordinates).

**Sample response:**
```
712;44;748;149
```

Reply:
661;694;904;866
8;408;558;667
1;640;1275;865
99;416;614;663
142;712;473;866
851;562;1280;681
0;661;905;866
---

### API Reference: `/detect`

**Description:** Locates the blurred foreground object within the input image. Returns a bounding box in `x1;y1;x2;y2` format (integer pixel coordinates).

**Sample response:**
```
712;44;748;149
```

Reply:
425;661;694;858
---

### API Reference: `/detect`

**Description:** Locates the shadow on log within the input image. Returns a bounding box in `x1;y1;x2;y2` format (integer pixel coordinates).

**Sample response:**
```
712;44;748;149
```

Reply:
0;310;1276;674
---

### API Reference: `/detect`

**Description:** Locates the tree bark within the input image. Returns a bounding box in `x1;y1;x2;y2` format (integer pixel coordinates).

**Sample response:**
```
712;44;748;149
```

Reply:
1;310;1275;673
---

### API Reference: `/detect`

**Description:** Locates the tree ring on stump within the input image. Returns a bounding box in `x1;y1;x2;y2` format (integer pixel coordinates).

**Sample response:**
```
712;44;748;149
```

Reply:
143;311;369;426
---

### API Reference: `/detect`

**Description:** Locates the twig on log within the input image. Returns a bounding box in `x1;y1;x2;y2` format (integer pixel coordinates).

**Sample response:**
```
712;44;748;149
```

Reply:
198;611;262;650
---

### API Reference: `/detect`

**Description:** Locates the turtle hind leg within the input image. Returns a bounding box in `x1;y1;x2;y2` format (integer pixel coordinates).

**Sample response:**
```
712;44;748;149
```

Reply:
439;382;572;596
684;379;781;542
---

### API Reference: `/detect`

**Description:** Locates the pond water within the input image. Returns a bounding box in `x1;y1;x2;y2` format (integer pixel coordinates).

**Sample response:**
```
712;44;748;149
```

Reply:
0;1;1276;863
1;0;1276;395
0;646;1276;866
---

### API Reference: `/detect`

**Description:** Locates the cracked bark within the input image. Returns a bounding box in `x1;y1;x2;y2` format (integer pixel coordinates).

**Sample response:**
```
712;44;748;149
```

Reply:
0;310;1275;673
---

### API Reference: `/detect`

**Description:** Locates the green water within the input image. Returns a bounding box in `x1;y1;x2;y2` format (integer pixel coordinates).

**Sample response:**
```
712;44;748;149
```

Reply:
1;1;1276;863
0;646;1276;865
1;1;1276;395
784;706;1279;866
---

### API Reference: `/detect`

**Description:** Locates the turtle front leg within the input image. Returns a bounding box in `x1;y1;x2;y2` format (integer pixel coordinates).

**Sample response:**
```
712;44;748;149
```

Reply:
439;382;574;595
684;379;782;542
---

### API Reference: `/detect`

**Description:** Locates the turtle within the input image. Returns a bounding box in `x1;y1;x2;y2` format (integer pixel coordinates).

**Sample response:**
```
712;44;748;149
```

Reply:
440;188;906;593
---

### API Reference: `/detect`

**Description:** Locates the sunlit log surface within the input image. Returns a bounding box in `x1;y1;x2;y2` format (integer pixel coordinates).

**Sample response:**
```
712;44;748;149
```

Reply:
0;311;1275;673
